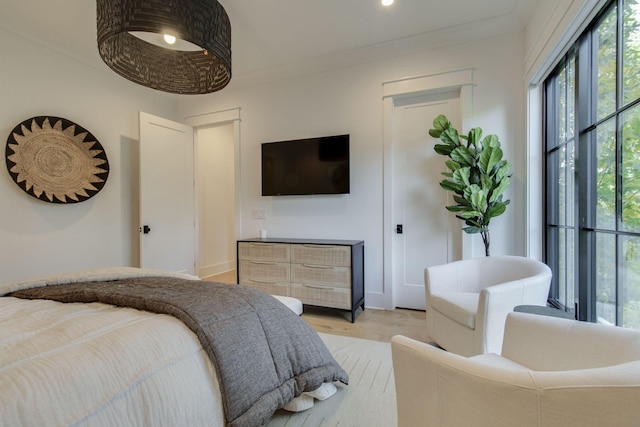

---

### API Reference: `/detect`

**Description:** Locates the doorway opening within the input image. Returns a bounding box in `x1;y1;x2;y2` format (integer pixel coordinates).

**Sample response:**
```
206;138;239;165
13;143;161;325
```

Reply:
196;123;236;278
185;108;242;279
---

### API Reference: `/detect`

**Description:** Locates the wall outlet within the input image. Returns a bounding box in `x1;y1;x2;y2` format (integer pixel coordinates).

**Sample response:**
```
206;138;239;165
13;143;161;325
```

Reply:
252;209;266;219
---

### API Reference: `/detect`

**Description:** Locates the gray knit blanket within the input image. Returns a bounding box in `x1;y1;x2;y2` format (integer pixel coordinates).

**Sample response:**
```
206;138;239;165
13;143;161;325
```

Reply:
10;276;348;427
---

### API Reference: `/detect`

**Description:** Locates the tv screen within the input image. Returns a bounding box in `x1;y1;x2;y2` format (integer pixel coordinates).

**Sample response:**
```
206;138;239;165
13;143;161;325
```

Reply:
262;135;350;196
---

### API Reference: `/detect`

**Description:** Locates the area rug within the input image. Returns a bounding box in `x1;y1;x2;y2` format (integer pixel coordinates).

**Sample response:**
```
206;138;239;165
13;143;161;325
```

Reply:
268;333;397;427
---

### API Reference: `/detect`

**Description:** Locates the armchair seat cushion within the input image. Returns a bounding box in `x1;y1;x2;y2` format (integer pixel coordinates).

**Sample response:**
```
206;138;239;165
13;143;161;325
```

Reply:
429;292;479;329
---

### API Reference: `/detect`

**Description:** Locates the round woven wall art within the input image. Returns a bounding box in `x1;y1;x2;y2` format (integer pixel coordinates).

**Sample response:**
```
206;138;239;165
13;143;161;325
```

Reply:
5;116;109;204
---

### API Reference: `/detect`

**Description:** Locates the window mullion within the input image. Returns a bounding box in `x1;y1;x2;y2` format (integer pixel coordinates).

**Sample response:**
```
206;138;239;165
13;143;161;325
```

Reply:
577;31;595;322
545;74;559;303
614;0;623;326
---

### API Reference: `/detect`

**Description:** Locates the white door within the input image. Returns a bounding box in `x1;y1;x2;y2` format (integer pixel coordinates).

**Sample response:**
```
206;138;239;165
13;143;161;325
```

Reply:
139;112;196;275
393;93;462;310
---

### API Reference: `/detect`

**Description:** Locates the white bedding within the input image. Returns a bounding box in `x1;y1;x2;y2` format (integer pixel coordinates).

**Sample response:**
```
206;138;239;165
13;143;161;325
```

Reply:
0;268;227;426
0;267;334;426
0;266;201;296
0;294;225;426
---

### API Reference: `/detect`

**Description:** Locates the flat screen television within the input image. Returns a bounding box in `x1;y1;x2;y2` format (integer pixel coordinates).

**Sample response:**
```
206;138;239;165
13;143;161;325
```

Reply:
262;134;350;196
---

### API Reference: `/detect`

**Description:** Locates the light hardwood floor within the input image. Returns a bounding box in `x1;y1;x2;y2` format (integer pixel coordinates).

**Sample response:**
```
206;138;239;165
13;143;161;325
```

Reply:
204;270;431;343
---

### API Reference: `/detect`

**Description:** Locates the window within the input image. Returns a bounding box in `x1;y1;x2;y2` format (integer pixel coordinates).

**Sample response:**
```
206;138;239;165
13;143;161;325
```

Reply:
544;0;640;327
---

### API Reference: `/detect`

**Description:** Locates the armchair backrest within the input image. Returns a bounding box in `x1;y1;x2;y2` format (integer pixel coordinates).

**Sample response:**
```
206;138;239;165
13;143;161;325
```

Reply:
392;332;640;427
502;312;640;371
425;256;551;295
476;256;551;289
425;258;481;294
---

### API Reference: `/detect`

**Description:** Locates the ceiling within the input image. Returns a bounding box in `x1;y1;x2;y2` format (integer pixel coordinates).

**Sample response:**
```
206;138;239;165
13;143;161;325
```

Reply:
0;0;538;93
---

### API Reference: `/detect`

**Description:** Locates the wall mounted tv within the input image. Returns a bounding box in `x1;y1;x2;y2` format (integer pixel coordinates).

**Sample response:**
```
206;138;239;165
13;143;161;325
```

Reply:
262;134;350;196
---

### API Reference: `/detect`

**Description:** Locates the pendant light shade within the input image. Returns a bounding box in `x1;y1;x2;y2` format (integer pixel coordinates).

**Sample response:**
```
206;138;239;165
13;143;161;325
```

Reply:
97;0;231;95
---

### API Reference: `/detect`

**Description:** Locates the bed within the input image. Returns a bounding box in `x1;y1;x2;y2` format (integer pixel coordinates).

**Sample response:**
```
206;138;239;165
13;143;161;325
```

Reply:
0;267;348;427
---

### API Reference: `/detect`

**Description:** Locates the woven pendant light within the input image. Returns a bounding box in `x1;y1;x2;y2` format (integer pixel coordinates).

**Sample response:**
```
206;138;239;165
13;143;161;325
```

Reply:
96;0;231;95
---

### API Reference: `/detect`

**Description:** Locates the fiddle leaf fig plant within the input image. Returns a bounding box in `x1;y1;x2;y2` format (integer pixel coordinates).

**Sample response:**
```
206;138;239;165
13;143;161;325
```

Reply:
429;115;511;256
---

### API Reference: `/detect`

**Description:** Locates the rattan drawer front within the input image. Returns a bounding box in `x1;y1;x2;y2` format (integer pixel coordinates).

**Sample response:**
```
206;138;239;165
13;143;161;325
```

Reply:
238;242;290;262
291;283;350;310
240;280;289;297
290;264;350;288
290;244;351;267
239;260;290;283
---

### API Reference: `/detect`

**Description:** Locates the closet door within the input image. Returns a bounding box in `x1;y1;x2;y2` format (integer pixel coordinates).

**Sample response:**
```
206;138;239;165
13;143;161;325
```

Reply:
392;94;461;310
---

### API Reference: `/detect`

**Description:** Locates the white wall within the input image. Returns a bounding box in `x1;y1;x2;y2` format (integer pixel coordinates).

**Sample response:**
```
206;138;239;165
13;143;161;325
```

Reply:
0;29;177;283
179;31;527;307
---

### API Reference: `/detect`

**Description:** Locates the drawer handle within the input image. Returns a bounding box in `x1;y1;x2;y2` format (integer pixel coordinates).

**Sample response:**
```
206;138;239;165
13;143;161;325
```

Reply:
248;243;277;246
250;261;278;266
302;264;334;269
248;279;277;284
302;244;340;249
302;284;332;290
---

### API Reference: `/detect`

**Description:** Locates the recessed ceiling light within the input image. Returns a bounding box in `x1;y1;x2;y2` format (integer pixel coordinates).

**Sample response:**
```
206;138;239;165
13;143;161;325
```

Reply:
381;0;394;6
163;34;177;45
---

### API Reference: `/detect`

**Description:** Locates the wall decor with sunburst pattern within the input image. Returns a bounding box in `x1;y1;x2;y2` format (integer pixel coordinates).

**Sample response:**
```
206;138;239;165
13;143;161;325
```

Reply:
5;116;109;204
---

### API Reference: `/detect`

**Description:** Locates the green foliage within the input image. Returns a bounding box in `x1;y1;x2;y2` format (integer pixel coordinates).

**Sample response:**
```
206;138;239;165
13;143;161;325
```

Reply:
429;115;512;256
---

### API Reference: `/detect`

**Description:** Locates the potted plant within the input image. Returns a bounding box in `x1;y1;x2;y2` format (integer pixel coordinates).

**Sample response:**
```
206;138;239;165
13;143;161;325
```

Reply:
428;115;511;256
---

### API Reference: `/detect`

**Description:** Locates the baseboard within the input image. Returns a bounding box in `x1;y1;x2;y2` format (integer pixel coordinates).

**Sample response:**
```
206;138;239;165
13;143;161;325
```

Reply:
199;260;235;278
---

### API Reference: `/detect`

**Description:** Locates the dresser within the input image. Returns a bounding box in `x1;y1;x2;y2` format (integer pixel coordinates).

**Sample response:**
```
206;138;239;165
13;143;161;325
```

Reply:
237;238;365;322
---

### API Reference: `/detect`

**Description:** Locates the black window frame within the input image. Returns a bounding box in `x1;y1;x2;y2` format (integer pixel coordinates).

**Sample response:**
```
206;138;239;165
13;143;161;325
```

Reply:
544;0;640;325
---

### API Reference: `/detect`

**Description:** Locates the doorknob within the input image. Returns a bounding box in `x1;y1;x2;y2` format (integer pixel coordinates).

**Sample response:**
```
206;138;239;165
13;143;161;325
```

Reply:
141;225;151;234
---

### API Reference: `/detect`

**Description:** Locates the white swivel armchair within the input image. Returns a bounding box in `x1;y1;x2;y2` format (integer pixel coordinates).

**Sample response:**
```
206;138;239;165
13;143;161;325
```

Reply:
392;312;640;427
425;255;551;356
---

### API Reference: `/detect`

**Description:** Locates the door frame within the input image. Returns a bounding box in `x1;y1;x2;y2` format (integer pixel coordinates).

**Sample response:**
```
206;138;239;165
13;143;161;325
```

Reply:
381;68;475;310
183;108;242;275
